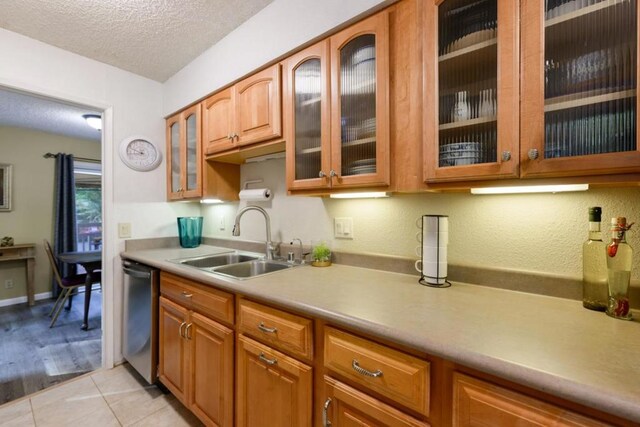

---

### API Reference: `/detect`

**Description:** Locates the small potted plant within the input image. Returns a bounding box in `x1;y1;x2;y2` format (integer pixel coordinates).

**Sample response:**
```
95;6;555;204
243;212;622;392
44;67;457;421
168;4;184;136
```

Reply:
311;241;332;267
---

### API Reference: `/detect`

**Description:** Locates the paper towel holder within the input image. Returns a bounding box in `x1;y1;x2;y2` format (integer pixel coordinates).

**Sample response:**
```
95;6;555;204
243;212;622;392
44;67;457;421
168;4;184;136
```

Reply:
243;179;263;190
239;179;272;201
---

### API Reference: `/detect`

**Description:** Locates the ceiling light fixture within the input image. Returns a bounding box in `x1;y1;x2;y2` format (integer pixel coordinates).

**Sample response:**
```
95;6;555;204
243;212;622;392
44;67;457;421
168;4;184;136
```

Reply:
82;114;102;131
470;184;589;195
329;192;389;199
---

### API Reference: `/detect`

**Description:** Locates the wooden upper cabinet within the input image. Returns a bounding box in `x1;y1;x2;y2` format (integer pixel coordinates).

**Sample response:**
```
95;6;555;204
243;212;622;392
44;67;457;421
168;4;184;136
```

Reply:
283;10;390;192
202;64;282;158
203;88;236;155
520;0;640;178
330;10;391;188
424;0;520;183
235;64;282;146
166;104;202;200
283;40;332;191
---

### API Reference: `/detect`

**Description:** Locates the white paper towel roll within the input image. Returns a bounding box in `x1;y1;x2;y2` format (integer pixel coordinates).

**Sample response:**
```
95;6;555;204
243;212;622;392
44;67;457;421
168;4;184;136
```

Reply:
239;188;272;201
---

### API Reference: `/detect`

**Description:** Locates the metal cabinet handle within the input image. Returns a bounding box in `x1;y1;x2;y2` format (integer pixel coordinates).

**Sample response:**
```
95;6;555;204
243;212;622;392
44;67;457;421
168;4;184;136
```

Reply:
352;359;383;378
181;291;192;298
179;321;187;338
501;151;512;162
185;323;193;340
322;398;332;427
319;171;326;178
258;322;278;334
258;352;277;365
329;169;338;178
528;148;539;160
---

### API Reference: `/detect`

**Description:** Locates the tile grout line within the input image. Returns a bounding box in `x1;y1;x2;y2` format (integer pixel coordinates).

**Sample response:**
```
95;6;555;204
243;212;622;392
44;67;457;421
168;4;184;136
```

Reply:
90;375;123;427
28;398;36;426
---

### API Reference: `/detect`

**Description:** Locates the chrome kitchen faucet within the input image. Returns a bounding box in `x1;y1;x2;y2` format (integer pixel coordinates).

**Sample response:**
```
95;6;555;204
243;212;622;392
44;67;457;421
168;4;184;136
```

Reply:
232;206;276;260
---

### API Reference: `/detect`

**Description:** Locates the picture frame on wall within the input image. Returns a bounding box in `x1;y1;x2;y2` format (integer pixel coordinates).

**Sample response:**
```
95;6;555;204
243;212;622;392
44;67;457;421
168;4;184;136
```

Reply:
0;164;12;212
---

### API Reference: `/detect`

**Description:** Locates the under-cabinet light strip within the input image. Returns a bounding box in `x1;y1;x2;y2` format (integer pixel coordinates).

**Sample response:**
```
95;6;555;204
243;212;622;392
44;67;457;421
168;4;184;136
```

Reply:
329;192;389;199
470;184;589;195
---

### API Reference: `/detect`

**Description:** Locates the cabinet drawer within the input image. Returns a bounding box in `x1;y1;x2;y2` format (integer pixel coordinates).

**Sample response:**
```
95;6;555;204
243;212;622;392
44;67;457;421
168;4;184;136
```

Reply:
453;373;608;427
238;299;313;360
160;272;234;325
324;376;429;427
324;327;430;416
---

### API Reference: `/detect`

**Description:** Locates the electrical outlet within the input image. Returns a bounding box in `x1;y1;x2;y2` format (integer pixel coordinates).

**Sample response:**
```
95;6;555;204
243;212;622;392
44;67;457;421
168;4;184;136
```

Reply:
118;222;132;238
334;217;354;239
4;279;14;289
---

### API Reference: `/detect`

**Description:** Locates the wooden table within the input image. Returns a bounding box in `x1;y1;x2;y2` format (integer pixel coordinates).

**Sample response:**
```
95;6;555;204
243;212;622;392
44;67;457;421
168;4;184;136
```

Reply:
57;250;101;330
0;244;36;305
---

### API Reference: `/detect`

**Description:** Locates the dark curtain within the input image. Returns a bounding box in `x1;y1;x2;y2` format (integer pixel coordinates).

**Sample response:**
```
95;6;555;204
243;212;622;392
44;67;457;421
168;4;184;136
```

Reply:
52;153;77;297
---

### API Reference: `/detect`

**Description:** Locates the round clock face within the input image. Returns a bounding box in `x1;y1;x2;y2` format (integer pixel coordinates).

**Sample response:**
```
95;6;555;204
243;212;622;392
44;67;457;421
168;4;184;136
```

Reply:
119;137;162;171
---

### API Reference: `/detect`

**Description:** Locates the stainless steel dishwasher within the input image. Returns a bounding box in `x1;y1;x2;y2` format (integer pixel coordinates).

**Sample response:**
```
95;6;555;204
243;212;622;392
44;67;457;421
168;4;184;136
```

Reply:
122;259;159;384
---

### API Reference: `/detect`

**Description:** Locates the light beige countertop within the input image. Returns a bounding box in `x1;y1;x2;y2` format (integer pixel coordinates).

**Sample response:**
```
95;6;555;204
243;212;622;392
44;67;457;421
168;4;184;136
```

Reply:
122;245;640;423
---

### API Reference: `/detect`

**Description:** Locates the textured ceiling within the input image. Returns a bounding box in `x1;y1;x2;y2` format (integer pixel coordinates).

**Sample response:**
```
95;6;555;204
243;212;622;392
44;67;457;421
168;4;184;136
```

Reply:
0;87;102;141
0;0;273;82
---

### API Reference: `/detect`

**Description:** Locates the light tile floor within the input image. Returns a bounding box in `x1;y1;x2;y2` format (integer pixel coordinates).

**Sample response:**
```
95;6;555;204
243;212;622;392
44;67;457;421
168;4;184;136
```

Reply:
0;364;203;427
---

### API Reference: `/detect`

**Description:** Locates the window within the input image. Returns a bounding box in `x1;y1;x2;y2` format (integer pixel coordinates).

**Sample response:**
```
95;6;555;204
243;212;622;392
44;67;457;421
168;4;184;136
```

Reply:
74;160;102;252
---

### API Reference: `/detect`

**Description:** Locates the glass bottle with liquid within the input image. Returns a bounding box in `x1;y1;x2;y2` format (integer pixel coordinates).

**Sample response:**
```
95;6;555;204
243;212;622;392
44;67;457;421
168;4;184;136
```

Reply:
582;207;607;311
606;217;634;320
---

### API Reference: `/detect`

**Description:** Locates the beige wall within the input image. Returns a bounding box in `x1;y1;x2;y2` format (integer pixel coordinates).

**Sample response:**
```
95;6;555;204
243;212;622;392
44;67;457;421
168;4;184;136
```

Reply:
203;158;640;282
0;126;101;302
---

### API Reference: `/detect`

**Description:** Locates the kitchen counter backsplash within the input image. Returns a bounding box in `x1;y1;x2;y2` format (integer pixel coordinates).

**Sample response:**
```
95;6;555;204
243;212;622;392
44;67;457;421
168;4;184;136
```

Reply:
124;237;639;308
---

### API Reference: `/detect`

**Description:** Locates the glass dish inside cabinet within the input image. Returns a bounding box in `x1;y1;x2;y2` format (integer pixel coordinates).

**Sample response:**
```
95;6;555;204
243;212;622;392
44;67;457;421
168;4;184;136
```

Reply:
294;58;323;181
438;0;498;168
544;0;637;157
340;34;377;177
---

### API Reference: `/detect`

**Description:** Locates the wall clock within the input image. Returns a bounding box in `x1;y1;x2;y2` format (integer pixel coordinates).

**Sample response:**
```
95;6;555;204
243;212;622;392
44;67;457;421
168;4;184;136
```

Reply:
119;136;162;171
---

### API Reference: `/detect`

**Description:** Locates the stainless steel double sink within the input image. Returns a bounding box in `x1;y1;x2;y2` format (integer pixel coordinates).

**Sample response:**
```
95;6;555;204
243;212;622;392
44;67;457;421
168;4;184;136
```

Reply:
170;251;302;280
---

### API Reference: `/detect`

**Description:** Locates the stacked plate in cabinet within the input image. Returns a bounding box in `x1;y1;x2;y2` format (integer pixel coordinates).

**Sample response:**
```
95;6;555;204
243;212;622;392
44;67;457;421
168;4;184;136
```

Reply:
439;142;481;167
345;158;376;175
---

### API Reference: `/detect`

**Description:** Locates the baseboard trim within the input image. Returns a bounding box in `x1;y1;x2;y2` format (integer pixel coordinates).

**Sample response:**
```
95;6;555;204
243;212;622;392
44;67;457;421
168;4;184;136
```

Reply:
0;292;52;308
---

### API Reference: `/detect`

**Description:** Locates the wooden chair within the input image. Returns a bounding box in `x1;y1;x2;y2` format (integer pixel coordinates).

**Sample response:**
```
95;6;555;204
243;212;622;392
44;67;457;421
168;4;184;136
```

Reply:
43;239;100;328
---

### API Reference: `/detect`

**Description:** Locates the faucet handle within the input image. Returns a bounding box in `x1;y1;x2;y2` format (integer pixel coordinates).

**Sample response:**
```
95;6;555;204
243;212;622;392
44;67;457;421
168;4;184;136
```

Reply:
289;238;305;264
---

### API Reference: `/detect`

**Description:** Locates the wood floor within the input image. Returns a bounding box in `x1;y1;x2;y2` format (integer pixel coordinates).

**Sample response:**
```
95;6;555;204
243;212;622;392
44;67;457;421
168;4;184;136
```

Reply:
0;290;102;405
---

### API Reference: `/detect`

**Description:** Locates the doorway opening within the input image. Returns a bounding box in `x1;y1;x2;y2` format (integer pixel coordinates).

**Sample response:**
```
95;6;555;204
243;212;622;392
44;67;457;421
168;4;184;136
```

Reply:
0;86;106;404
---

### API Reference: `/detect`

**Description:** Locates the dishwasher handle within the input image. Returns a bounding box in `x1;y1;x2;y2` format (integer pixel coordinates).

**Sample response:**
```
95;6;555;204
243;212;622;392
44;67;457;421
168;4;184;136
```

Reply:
123;267;151;279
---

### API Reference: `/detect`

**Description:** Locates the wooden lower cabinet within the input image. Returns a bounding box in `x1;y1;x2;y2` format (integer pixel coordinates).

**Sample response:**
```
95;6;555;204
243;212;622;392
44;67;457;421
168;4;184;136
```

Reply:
452;373;608;427
236;334;313;427
323;376;429;427
158;296;234;427
189;312;234;427
157;272;627;427
159;296;188;403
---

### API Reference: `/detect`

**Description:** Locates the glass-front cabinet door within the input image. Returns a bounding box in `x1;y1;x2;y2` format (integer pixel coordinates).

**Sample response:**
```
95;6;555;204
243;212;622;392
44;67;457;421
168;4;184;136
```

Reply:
166;104;202;200
330;11;390;189
424;0;519;182
521;0;640;177
284;41;331;191
167;115;182;199
182;104;202;198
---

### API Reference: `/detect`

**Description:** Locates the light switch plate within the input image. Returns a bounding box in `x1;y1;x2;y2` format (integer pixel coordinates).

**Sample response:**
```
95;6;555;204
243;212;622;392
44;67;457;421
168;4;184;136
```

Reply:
118;222;132;238
334;217;353;239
